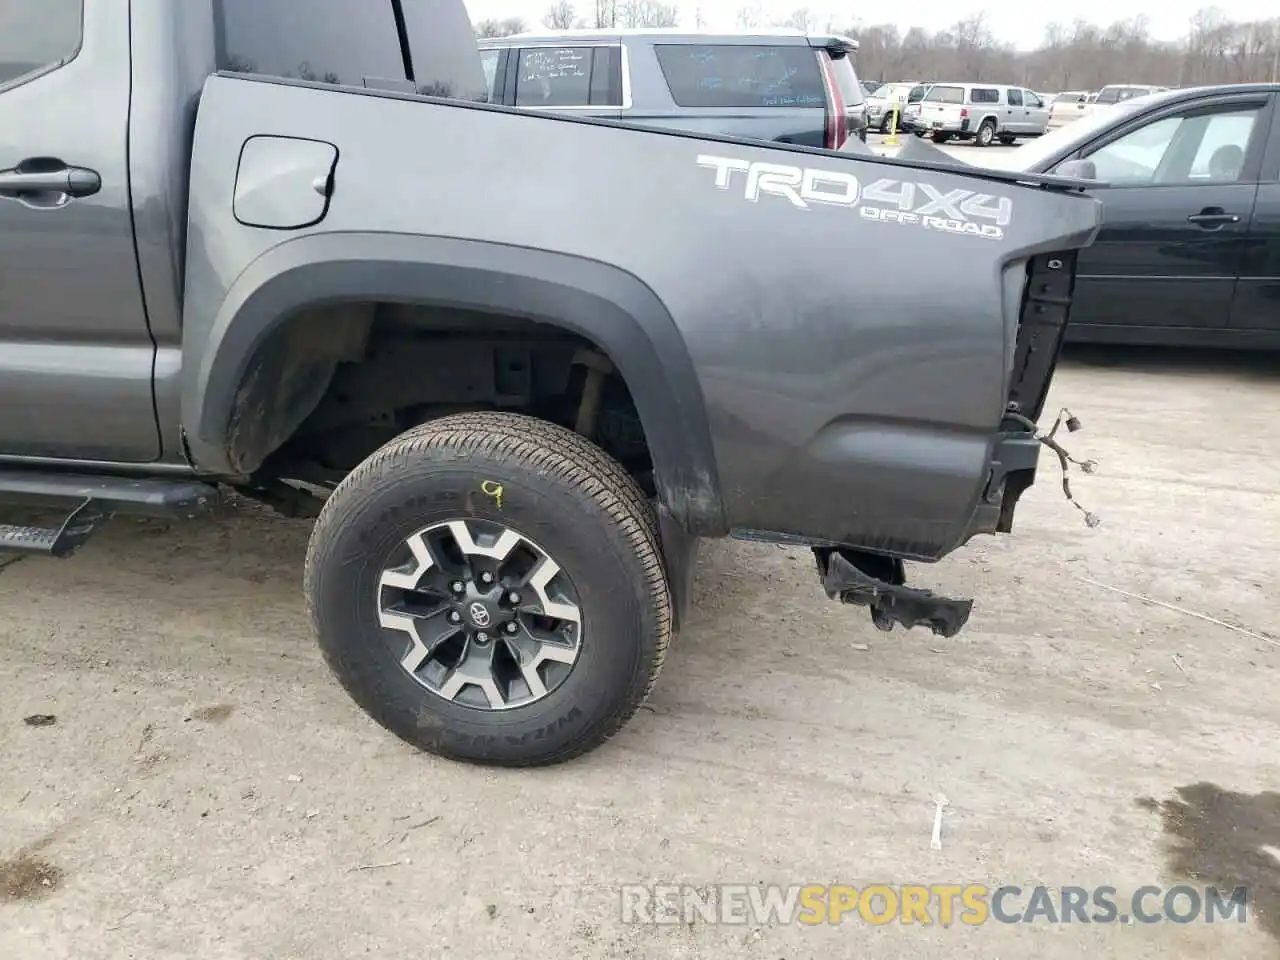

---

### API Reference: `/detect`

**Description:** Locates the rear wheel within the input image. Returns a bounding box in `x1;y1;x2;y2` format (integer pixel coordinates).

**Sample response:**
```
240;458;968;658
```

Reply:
976;120;997;147
305;412;672;766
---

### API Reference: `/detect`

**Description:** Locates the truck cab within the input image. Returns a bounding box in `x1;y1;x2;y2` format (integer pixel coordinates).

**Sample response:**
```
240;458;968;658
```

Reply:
0;0;484;465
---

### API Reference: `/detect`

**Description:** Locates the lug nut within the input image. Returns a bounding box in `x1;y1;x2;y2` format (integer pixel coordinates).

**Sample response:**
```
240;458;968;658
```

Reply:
505;621;519;635
506;591;521;605
448;610;462;624
479;571;495;585
450;580;465;594
475;631;490;644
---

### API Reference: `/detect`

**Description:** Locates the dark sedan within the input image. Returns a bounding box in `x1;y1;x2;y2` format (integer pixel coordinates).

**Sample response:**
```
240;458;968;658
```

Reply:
898;84;1280;348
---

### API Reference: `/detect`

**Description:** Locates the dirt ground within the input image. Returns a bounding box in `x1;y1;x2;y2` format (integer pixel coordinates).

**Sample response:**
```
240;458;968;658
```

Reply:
2;346;1278;959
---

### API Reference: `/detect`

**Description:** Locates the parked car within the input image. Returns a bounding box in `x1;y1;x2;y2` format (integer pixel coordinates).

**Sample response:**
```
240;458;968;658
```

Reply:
911;82;1051;145
927;84;1280;347
477;28;868;148
865;80;917;132
1048;90;1092;128
0;0;1104;767
1084;84;1168;118
899;81;934;132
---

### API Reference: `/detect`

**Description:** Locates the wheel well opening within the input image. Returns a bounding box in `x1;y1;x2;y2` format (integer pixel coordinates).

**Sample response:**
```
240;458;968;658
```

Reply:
226;299;655;498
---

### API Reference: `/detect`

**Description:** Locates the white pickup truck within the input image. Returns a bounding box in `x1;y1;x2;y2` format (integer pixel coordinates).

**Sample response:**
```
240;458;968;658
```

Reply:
907;82;1050;146
1048;90;1093;128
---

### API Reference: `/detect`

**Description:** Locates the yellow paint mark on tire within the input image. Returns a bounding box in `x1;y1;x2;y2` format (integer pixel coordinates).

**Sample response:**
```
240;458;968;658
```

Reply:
480;480;504;509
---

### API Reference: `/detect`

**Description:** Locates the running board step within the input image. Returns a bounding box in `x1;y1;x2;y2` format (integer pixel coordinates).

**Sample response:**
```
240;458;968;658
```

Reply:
0;499;106;558
815;547;973;638
0;471;219;562
0;469;217;517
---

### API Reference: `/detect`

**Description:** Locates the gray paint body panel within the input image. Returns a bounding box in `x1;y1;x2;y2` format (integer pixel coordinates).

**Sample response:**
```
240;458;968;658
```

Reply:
0;1;1103;562
0;0;158;462
181;75;1101;557
233;136;337;229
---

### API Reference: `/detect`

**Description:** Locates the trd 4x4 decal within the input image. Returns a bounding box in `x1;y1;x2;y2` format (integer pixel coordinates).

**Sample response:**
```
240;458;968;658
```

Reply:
696;154;1013;240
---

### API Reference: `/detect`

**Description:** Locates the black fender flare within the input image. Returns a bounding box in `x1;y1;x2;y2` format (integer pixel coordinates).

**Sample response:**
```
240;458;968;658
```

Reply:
185;231;727;536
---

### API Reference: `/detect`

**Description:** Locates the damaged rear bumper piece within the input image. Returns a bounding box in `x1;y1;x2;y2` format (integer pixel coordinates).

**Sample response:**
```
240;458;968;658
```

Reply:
815;547;973;638
813;248;1095;639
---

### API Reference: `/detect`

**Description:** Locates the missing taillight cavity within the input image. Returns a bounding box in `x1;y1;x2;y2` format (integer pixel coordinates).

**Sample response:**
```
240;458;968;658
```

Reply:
1006;251;1077;422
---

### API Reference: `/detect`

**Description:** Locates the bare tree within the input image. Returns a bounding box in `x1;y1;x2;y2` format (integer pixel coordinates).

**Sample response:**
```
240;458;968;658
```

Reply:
735;4;762;29
593;0;616;28
648;2;679;27
617;0;678;28
544;0;576;29
838;8;1280;91
1272;22;1280;81
777;8;815;32
947;13;1000;77
474;16;528;37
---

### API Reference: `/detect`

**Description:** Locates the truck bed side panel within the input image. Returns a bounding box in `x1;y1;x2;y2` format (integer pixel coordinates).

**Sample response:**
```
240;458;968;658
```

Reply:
183;78;1099;559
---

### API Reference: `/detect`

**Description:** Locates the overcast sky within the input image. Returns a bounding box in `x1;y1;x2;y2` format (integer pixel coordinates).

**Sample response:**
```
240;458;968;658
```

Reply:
463;0;1277;51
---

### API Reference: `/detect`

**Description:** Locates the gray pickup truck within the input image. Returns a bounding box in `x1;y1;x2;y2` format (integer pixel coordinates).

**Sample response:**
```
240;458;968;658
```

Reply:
0;0;1101;766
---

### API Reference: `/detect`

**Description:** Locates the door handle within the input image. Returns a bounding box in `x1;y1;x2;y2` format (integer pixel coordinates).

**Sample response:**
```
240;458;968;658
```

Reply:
1187;208;1239;228
0;159;101;207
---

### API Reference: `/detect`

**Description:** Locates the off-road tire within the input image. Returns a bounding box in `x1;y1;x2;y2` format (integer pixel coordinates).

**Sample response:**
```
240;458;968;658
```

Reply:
976;120;997;147
304;412;672;766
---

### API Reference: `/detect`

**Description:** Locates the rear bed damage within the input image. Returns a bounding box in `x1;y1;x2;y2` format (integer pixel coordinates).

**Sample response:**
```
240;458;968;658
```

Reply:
816;230;1101;638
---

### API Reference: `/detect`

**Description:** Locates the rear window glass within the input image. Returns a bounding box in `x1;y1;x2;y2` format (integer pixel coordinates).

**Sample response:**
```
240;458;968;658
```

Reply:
509;46;622;108
654;44;824;108
970;87;999;104
826;52;863;106
924;85;964;104
479;49;500;102
215;0;405;85
516;47;591;106
215;0;488;102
